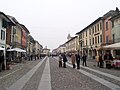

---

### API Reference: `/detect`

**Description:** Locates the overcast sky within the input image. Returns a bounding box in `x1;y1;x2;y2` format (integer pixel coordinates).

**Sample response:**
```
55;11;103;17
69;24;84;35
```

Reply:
0;0;120;50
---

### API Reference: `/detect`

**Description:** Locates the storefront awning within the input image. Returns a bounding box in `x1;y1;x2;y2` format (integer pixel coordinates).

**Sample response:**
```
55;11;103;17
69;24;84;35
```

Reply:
7;48;26;52
103;42;120;49
0;47;5;50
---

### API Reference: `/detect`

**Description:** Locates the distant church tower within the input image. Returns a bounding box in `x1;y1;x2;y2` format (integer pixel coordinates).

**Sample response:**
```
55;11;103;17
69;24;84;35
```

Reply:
67;34;72;40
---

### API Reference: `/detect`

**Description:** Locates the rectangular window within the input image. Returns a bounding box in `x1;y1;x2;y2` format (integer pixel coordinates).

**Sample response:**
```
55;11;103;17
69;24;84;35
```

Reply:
1;30;5;40
100;22;102;30
86;31;87;37
106;36;108;44
83;32;84;38
86;40;87;46
97;24;99;31
100;35;102;43
92;27;94;34
95;37;97;44
90;39;91;45
2;19;7;28
89;29;91;35
93;38;94;44
106;22;108;30
79;34;82;39
95;26;97;32
98;36;99;44
112;21;114;28
13;27;16;34
113;34;115;43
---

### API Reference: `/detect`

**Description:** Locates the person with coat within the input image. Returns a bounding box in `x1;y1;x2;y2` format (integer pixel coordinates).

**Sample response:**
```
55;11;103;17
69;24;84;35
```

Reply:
0;51;4;72
76;52;80;69
99;54;103;68
108;52;113;60
58;53;62;67
104;52;109;60
96;55;99;67
108;52;113;68
82;52;87;66
71;53;76;68
62;53;67;68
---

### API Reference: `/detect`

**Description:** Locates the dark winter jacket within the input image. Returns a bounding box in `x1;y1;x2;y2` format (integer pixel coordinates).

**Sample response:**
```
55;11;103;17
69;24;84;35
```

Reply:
0;56;4;64
62;54;67;62
76;54;80;61
82;55;87;61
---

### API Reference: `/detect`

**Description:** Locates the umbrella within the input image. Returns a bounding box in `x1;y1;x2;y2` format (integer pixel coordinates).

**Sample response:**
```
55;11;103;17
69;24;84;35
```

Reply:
7;48;26;52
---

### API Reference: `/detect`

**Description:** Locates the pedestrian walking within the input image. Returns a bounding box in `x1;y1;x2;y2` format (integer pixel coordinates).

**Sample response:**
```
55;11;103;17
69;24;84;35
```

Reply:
99;54;103;68
82;52;87;66
62;53;67;68
59;53;62;67
104;52;113;69
104;52;109;60
108;52;113;60
76;52;80;69
108;52;113;68
71;53;76;68
96;55;99;67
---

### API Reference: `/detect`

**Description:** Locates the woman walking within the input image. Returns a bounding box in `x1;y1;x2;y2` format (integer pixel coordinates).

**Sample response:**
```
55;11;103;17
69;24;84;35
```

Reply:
71;53;76;68
59;53;62;67
76;52;81;69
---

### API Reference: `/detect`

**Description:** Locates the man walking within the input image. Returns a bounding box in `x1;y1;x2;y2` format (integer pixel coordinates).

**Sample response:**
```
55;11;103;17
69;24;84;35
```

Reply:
82;52;87;66
76;52;80;69
62;53;67;68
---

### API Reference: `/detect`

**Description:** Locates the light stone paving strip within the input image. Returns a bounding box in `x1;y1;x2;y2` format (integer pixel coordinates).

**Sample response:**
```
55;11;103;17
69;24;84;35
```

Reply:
6;57;47;90
67;63;120;90
37;57;51;90
80;65;120;81
68;61;120;82
0;68;21;80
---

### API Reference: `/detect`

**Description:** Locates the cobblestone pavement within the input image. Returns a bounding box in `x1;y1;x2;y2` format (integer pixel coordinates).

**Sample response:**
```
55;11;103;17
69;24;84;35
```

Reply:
0;57;119;90
67;57;120;87
0;59;42;90
51;57;119;90
67;56;120;77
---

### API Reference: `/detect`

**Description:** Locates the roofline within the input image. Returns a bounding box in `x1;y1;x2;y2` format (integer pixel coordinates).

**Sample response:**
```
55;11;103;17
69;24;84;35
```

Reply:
65;36;77;44
76;17;102;35
0;12;15;26
20;24;30;34
109;13;120;21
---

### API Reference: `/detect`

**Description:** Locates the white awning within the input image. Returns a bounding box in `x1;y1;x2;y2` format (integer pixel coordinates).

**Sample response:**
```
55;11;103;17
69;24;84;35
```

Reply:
0;47;5;50
103;42;120;49
7;48;26;52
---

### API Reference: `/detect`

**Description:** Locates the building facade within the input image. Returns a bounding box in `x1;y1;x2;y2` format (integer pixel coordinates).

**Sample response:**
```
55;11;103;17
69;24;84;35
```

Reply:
65;36;78;55
0;12;15;69
76;17;103;58
110;13;120;58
